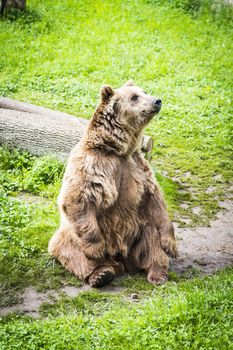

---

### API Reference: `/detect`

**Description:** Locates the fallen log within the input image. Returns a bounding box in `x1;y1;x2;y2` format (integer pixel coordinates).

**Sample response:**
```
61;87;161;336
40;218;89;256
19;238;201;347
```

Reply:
0;97;154;161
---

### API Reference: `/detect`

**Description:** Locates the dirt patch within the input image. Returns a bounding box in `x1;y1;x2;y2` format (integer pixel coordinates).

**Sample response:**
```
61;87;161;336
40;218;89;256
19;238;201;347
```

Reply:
0;288;55;318
61;285;91;297
171;200;233;275
0;285;124;318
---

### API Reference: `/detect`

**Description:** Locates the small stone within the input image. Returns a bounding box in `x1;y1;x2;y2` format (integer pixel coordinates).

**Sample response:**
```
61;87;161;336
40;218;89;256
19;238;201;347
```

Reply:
192;207;201;215
195;259;208;266
181;217;192;225
180;203;189;209
213;174;222;181
183;171;191;178
171;176;181;183
131;293;139;300
206;186;215;194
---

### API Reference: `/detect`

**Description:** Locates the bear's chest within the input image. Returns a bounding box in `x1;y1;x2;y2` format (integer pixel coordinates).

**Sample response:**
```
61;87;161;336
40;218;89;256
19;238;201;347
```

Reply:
118;158;145;208
98;157;146;257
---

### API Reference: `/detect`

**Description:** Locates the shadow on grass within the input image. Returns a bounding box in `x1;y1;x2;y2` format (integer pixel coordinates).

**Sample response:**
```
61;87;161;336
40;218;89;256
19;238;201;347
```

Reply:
1;8;42;25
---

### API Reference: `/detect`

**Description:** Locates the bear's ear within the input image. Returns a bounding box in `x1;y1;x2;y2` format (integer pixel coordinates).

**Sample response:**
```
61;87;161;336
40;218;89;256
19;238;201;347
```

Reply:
100;85;114;102
124;80;134;87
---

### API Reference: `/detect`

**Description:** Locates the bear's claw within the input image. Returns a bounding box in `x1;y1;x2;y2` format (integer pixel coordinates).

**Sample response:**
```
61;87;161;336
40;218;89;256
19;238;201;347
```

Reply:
161;235;178;258
89;267;115;288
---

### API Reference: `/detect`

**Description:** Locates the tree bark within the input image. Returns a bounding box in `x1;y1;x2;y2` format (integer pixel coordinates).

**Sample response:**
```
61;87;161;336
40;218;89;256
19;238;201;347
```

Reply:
0;97;154;161
1;0;26;16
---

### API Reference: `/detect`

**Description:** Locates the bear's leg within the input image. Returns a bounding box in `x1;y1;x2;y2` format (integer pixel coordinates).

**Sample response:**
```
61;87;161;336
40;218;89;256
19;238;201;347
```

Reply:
129;225;169;285
132;152;177;258
143;190;177;258
48;227;115;287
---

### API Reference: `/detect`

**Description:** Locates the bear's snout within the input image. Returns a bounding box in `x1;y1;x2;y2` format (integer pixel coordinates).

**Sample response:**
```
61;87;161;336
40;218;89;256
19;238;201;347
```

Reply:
154;99;162;106
152;98;162;113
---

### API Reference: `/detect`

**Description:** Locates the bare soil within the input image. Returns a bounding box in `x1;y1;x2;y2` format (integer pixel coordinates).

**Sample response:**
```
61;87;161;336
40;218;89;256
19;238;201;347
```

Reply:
171;200;233;275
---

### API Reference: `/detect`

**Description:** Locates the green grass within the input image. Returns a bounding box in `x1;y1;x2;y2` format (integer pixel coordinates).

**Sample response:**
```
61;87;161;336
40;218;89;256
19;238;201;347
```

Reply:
0;147;83;307
0;1;233;348
1;0;232;225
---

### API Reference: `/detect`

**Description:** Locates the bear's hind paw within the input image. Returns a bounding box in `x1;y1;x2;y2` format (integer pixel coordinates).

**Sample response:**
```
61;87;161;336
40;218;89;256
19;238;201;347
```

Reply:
147;268;168;285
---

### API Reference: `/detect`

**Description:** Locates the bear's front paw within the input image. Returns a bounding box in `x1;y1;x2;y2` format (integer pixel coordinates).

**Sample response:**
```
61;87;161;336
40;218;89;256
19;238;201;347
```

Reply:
83;241;106;261
89;266;115;288
161;234;178;258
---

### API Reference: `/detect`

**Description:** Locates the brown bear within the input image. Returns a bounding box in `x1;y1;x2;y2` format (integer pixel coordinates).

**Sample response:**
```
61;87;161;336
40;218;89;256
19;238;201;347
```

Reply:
48;80;177;287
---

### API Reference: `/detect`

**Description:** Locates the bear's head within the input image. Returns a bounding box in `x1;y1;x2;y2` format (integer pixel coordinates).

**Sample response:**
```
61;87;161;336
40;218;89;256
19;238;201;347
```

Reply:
100;80;161;129
87;81;162;155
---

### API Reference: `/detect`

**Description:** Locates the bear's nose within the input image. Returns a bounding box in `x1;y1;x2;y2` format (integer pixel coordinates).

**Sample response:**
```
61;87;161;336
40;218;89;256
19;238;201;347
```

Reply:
154;99;162;106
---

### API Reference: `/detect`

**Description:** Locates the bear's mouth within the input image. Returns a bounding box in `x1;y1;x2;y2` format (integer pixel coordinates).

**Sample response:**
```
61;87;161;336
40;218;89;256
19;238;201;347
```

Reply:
144;104;162;118
152;105;161;113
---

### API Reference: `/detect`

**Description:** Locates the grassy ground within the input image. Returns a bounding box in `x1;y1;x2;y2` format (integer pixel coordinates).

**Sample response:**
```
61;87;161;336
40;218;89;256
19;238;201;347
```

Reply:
0;0;233;348
1;0;232;225
0;269;232;349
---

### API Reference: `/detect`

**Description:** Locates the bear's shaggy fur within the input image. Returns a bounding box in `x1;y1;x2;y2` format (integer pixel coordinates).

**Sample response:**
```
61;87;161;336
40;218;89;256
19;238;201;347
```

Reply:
48;81;177;287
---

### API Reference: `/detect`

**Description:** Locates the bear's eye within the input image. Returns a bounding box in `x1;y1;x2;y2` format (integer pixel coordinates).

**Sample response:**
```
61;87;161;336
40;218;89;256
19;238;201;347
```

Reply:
131;95;139;101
